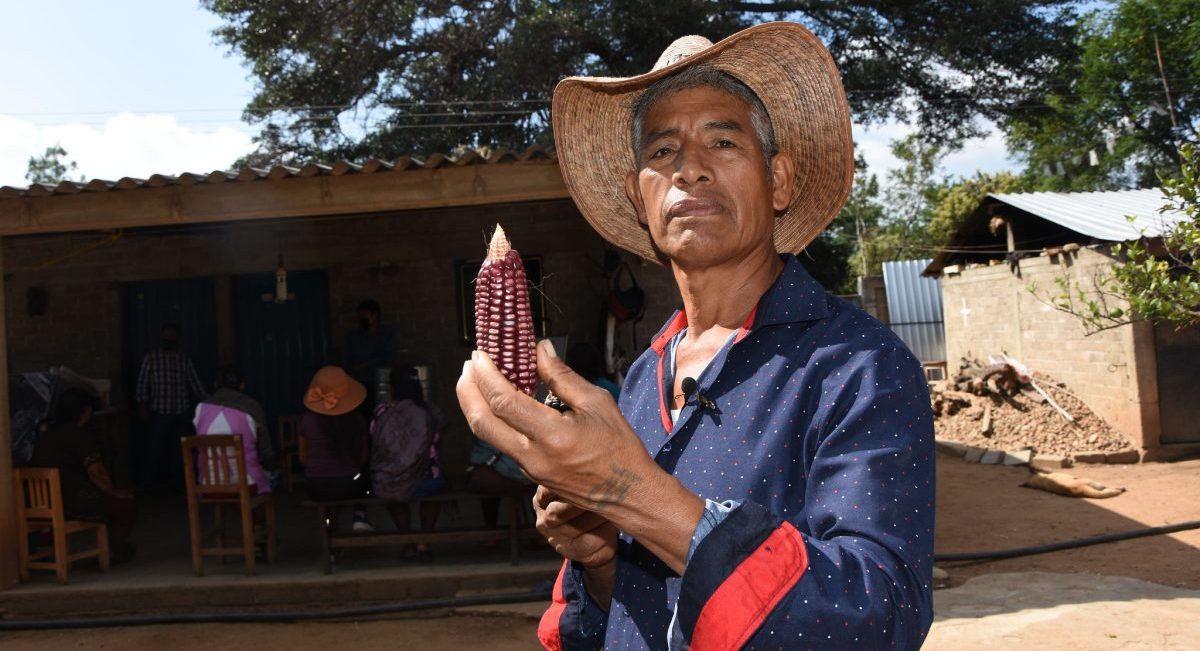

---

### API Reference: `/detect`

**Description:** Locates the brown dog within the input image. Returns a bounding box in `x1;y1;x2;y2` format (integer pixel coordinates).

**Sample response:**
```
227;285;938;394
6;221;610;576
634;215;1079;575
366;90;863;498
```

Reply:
1022;471;1126;499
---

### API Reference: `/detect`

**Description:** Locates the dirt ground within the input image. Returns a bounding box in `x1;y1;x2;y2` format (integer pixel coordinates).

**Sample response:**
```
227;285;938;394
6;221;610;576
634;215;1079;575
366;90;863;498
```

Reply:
3;454;1198;650
934;453;1200;590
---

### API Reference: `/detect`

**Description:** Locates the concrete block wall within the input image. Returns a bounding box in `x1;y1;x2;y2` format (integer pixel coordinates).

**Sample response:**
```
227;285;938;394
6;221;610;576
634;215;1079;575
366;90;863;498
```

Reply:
941;248;1159;449
3;199;679;471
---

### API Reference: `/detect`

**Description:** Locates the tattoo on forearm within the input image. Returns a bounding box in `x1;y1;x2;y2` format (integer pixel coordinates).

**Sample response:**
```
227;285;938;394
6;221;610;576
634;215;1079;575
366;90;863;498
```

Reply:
586;464;642;512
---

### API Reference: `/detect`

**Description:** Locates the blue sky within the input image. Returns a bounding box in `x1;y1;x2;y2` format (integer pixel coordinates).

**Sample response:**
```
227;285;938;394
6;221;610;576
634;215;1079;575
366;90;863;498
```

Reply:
0;1;1016;188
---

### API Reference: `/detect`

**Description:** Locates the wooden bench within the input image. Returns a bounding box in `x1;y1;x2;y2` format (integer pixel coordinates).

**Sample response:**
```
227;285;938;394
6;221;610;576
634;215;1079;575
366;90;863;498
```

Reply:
304;490;537;573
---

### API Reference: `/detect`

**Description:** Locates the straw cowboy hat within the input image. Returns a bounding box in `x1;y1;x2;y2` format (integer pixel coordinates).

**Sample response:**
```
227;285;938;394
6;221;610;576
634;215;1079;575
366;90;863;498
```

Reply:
552;22;854;263
304;366;367;416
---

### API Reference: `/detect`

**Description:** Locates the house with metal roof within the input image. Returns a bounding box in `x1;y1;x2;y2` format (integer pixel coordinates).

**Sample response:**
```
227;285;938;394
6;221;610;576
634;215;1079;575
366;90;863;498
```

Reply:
924;189;1187;276
923;189;1199;459
0;149;680;591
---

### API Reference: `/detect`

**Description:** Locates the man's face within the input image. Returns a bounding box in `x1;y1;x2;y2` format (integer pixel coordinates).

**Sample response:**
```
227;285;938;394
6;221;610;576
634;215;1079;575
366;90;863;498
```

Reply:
161;330;179;350
357;309;377;330
624;85;792;268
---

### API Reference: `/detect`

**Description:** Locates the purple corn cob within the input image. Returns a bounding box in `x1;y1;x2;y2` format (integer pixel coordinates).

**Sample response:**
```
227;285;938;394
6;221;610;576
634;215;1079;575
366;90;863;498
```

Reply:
475;225;538;396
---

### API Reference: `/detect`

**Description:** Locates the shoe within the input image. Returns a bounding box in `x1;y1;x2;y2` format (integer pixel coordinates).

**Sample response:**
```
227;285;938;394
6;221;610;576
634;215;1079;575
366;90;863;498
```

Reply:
352;519;376;533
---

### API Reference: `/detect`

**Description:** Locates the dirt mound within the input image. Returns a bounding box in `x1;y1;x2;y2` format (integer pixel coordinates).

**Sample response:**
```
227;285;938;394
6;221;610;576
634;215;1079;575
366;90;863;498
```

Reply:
931;357;1132;457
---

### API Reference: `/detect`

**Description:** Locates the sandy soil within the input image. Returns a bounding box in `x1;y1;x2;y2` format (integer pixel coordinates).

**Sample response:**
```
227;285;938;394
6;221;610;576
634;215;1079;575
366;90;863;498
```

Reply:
934;454;1200;589
3;454;1197;650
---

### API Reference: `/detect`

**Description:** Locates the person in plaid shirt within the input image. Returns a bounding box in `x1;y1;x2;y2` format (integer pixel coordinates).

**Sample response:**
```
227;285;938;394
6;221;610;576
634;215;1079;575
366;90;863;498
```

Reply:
136;323;207;489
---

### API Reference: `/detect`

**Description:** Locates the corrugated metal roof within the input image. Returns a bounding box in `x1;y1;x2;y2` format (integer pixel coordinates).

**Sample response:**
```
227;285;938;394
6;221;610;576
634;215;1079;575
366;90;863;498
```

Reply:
0;145;557;199
882;259;945;363
989;188;1184;241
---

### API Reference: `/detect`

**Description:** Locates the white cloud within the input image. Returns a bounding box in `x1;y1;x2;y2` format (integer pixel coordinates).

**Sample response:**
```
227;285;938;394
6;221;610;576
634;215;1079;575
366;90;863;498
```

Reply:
852;120;1019;188
0;113;253;187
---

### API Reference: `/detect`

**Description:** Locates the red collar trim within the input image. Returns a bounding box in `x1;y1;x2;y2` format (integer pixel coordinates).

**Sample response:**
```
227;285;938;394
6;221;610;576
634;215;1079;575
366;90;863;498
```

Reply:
652;305;757;434
734;306;758;344
651;310;689;355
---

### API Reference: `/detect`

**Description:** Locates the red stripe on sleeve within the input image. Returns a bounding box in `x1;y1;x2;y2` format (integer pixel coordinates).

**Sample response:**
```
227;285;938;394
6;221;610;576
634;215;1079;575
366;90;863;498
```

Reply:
691;522;808;651
537;559;570;651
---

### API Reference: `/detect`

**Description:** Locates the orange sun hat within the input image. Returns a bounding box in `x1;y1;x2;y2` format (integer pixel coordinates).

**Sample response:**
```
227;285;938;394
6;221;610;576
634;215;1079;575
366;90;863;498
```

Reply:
303;366;367;416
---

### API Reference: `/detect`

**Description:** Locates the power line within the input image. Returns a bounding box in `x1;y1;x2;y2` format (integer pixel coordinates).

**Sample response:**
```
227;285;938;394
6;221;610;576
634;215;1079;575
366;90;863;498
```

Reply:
4;84;1199;120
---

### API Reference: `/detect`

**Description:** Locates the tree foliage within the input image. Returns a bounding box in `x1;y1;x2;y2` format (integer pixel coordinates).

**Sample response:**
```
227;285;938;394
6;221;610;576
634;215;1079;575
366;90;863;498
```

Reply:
1035;144;1200;332
25;144;82;185
928;171;1027;246
800;155;880;293
1004;0;1200;191
203;0;1080;165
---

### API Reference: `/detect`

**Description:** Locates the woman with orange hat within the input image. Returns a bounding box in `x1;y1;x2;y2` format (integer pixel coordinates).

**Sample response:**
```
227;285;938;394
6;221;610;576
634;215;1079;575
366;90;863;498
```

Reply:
299;365;374;532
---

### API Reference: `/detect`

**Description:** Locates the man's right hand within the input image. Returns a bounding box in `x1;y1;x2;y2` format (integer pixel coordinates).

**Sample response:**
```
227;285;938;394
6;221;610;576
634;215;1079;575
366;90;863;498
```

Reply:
534;484;618;607
138;403;150;422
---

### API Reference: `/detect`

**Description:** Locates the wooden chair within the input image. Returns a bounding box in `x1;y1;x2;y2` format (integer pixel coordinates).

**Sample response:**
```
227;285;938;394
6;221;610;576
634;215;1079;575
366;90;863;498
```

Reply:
182;435;277;576
278;414;302;493
13;467;109;584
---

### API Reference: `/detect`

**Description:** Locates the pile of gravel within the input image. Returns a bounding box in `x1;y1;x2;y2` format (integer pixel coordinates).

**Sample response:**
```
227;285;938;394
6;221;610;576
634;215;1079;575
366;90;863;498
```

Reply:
931;372;1132;458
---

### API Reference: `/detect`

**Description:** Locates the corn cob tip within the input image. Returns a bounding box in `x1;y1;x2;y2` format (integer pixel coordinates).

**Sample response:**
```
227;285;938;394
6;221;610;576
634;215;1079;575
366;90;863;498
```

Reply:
487;224;511;261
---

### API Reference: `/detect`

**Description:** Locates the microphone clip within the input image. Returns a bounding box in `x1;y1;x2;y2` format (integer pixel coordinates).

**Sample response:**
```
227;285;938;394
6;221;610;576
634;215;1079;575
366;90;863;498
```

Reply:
681;376;718;413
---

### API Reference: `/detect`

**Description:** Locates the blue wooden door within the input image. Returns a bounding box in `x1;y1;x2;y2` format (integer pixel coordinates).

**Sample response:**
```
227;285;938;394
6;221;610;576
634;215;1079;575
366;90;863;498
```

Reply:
232;270;331;438
122;277;218;406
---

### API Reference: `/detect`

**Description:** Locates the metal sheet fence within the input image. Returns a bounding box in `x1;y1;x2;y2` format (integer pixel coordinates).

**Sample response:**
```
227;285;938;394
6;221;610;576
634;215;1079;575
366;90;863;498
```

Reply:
882;259;946;363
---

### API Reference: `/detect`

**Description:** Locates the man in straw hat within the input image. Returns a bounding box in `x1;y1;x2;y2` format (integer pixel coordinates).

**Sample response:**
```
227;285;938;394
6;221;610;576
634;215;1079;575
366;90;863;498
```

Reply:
458;22;934;650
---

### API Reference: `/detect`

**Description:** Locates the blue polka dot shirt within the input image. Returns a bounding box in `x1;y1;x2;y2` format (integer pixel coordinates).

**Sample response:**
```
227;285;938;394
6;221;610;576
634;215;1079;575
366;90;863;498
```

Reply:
541;255;935;651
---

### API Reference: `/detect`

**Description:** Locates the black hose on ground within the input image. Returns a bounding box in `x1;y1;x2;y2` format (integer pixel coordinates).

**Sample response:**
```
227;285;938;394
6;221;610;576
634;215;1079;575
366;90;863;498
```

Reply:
935;519;1200;562
0;588;553;632
7;520;1200;631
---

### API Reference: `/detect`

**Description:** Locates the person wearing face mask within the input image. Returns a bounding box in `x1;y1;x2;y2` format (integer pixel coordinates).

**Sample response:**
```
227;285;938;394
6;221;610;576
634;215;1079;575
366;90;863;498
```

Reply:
135;323;208;490
341;299;398;413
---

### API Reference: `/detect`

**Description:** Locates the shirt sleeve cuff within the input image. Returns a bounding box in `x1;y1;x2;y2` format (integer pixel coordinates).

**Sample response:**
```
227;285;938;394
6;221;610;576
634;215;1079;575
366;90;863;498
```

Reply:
569;561;609;638
686;499;741;566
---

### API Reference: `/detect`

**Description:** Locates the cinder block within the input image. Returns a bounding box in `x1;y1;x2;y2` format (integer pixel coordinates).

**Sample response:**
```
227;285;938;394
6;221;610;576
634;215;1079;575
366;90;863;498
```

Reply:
1105;449;1140;464
1072;451;1108;464
935;439;970;457
979;449;1005;464
963;446;987;463
1030;454;1072;471
1002;449;1033;466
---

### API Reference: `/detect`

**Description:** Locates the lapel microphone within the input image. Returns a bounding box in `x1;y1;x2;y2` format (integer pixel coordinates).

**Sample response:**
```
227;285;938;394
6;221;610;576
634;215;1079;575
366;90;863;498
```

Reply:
681;377;718;412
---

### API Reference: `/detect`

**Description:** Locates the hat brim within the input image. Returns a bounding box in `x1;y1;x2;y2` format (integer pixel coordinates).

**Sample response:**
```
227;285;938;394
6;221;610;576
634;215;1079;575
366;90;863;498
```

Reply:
552;22;854;263
304;379;367;416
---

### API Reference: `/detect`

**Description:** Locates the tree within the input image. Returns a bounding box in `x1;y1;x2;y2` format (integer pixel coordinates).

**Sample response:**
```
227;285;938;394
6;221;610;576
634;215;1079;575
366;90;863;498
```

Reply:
1035;144;1200;332
25;144;82;185
203;0;1081;165
1004;0;1200;191
928;171;1027;247
841;133;953;276
800;155;880;293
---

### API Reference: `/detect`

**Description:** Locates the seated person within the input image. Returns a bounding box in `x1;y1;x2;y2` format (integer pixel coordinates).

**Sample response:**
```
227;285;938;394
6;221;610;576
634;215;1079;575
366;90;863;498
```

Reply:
370;365;447;561
30;388;137;563
192;367;271;494
467;439;534;536
201;366;276;472
300;366;373;532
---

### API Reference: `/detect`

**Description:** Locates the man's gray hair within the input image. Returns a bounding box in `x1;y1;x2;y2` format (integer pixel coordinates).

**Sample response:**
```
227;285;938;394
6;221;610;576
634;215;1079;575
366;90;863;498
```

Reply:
630;65;779;169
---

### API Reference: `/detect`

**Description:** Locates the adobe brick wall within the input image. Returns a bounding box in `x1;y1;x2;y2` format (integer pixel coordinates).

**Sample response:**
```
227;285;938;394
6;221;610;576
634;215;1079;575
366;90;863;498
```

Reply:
941;248;1160;449
3;199;679;472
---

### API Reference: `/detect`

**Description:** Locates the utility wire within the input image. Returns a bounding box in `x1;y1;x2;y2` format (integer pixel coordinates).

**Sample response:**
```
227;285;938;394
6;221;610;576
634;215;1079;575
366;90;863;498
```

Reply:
4;84;1198;121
